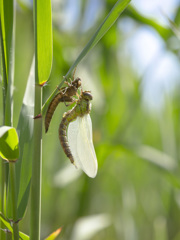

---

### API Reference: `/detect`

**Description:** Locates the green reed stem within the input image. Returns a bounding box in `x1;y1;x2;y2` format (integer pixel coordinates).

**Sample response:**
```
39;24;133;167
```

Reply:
30;1;43;239
30;85;42;240
9;162;19;240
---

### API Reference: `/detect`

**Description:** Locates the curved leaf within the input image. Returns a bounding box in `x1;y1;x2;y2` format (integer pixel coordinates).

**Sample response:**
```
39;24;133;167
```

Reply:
16;58;35;219
0;126;19;161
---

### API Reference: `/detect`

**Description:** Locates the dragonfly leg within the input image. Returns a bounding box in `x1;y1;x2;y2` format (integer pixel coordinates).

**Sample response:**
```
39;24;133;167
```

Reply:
64;97;77;107
62;79;72;94
64;80;71;87
61;86;67;94
56;83;66;92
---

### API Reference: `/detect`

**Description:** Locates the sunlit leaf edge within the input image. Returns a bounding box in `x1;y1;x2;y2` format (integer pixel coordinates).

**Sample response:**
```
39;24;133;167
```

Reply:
0;126;19;161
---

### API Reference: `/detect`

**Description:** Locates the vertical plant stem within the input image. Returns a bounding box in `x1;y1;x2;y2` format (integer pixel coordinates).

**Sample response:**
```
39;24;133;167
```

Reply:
0;11;8;240
9;162;19;240
30;85;42;240
0;17;8;118
0;162;5;240
0;0;15;239
30;0;43;239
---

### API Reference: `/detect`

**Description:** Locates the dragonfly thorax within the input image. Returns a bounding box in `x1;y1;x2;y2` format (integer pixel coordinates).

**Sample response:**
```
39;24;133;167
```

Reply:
74;91;92;116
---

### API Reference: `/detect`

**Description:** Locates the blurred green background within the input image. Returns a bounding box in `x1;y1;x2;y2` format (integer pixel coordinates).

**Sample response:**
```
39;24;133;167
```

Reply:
2;0;180;239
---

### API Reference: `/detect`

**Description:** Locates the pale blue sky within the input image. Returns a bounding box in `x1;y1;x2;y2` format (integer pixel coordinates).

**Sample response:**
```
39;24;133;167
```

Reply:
122;0;180;111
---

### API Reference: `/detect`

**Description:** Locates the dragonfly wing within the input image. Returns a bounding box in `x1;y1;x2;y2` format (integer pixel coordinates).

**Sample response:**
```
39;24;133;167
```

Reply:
67;118;81;169
77;114;98;178
68;115;98;178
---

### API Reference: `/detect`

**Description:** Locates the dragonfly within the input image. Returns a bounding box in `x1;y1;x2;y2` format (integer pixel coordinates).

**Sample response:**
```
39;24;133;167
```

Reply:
59;90;98;178
45;77;81;133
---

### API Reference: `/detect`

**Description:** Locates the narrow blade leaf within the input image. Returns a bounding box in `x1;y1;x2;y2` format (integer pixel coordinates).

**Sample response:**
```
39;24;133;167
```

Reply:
1;0;15;126
16;59;35;219
65;0;131;78
0;0;14;81
36;0;53;84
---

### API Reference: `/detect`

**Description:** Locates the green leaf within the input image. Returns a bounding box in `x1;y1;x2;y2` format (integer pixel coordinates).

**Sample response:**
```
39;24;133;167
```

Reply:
0;212;13;233
6;58;35;220
16;58;35;219
44;227;62;240
64;0;131;78
35;0;53;84
0;126;19;161
0;212;29;240
0;0;15;126
0;0;14;82
19;232;29;240
0;8;7;103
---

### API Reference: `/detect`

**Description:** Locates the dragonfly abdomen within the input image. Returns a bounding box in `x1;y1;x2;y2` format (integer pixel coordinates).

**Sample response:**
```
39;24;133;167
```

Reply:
59;110;77;164
45;93;74;133
59;91;94;168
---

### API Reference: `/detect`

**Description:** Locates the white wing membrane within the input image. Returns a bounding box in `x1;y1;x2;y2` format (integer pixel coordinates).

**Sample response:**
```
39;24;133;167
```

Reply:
68;114;98;178
67;118;81;168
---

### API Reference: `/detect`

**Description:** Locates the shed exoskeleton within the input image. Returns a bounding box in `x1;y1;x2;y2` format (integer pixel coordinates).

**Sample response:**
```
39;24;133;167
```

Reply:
45;78;81;133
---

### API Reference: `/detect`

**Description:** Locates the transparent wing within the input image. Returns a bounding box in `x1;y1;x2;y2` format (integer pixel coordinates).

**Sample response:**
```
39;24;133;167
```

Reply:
68;114;98;178
67;119;80;167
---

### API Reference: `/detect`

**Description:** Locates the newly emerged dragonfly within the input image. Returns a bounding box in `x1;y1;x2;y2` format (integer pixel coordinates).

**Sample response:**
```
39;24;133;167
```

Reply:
59;91;98;178
45;78;81;133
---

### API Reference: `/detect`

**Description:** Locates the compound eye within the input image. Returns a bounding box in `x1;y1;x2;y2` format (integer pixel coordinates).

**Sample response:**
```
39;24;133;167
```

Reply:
83;91;93;100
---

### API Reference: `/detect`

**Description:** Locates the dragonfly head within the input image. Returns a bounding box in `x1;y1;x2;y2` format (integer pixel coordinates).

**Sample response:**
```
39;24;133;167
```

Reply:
72;77;82;89
81;91;93;101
